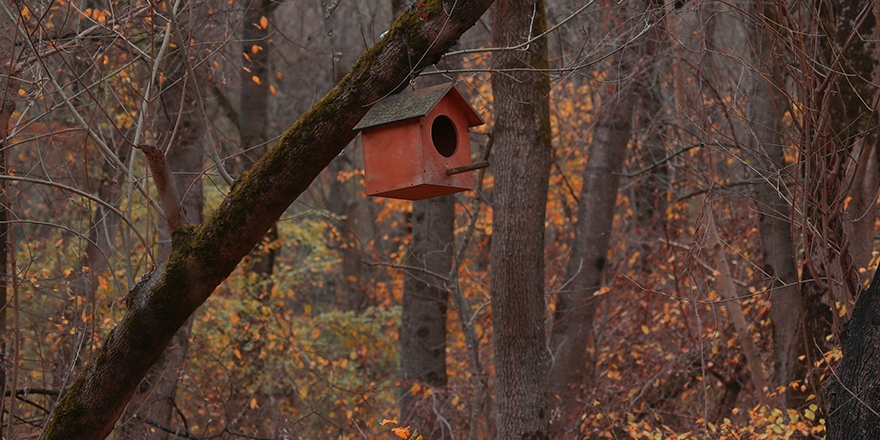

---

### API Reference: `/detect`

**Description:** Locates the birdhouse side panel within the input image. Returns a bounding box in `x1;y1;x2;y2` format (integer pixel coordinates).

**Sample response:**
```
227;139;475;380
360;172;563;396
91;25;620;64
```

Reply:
421;100;474;189
361;120;426;196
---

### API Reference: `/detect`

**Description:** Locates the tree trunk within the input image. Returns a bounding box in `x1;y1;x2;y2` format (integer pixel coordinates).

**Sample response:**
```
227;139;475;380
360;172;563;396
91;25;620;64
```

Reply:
490;0;552;437
0;59;17;440
400;195;454;434
39;2;496;437
703;198;771;404
808;0;879;432
843;138;879;279
825;268;880;439
239;0;279;288
548;79;632;421
746;4;803;407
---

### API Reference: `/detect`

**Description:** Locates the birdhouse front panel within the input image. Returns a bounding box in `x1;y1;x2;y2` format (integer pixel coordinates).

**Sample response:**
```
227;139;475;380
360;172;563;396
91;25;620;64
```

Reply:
356;83;485;201
417;98;472;188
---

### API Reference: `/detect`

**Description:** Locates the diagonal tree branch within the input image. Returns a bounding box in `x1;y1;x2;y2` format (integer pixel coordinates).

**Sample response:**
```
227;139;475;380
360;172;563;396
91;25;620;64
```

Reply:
39;1;496;438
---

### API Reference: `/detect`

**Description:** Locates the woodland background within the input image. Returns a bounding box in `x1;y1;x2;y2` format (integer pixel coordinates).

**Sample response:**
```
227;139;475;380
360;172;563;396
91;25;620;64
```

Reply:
0;0;877;438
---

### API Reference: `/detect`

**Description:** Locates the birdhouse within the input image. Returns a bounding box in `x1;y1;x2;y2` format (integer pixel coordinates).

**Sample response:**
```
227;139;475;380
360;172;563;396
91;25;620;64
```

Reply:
354;83;485;200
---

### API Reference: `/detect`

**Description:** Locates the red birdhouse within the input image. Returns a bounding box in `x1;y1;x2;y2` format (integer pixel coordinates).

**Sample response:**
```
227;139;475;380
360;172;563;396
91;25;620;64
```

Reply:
354;83;485;200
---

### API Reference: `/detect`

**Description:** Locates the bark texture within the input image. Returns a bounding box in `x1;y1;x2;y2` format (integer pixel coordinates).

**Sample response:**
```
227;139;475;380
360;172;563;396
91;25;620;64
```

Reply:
548;83;632;416
825;269;880;439
490;0;552;438
39;1;496;437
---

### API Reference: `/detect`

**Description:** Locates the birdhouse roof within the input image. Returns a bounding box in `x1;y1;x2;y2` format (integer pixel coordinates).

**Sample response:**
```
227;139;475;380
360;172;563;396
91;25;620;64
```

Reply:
354;83;484;131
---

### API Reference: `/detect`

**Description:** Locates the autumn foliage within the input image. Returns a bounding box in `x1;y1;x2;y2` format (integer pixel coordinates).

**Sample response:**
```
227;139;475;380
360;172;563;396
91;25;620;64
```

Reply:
0;0;875;438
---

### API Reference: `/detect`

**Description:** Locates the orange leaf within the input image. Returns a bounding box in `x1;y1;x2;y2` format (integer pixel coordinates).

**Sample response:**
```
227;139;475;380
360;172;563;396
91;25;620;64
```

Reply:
259;16;269;29
269;85;276;95
391;426;411;438
250;44;262;54
251;75;261;85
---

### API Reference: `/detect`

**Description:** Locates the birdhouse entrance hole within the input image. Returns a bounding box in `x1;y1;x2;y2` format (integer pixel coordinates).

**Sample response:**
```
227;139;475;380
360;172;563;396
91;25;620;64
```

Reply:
431;115;457;158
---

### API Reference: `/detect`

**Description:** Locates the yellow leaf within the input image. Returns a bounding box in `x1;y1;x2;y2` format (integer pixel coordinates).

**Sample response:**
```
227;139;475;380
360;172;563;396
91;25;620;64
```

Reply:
252;75;261;85
641;325;649;335
392;426;411;438
380;419;398;426
259;16;269;29
233;348;241;359
249;397;259;409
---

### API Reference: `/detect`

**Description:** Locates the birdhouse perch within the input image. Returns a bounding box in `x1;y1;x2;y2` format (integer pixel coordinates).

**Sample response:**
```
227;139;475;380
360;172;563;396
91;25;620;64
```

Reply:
354;83;486;201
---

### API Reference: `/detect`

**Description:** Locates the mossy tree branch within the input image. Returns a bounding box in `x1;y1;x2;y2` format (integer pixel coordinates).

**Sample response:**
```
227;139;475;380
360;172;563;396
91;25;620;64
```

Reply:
39;1;495;438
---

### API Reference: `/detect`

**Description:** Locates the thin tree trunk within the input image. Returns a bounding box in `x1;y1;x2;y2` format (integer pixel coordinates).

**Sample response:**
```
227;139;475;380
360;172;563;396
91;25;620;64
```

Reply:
702;198;771;405
400;195;454;435
746;4;802;407
40;2;496;437
0;61;17;440
240;0;279;288
548;80;633;422
843;138;879;278
490;0;552;437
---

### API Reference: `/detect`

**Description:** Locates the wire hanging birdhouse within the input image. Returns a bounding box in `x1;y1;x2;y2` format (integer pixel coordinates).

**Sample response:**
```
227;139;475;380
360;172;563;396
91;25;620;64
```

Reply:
354;83;486;201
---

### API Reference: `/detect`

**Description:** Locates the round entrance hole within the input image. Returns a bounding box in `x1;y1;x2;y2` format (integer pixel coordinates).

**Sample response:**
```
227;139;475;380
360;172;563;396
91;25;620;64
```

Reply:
431;115;457;158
